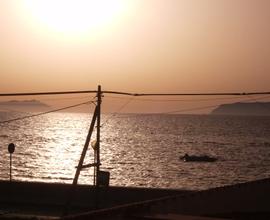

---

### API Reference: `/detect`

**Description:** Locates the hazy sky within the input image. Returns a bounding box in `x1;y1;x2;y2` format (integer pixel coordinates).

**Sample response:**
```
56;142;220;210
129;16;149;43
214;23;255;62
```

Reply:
1;0;270;113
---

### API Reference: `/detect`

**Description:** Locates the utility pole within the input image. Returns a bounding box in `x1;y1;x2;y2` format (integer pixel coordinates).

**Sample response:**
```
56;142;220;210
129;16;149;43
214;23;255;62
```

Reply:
63;85;101;215
96;85;101;186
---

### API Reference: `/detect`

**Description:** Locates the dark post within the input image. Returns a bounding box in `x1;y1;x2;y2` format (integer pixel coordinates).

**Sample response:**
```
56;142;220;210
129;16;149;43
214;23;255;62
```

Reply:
96;85;101;186
94;85;102;209
8;143;15;182
93;148;97;185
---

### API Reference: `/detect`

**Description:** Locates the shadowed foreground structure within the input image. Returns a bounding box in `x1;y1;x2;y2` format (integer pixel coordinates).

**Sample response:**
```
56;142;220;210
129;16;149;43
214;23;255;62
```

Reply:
0;178;270;220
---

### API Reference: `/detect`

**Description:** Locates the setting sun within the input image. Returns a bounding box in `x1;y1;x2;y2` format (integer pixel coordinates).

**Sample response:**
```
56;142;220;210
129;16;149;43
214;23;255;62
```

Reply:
21;0;127;35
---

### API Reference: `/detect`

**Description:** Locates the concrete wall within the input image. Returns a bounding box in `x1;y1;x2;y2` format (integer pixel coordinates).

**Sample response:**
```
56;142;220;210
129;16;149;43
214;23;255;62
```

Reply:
62;178;270;219
0;180;188;216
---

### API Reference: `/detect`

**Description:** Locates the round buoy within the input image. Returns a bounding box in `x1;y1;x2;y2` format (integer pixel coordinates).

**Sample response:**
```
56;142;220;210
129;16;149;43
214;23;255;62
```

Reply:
8;143;15;154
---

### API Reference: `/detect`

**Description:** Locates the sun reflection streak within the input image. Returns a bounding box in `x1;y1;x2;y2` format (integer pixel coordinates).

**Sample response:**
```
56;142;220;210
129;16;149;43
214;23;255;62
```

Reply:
35;113;93;183
1;112;270;189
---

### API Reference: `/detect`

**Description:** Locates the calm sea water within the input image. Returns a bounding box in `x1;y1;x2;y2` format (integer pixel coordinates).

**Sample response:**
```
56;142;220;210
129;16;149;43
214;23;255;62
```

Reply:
0;112;270;190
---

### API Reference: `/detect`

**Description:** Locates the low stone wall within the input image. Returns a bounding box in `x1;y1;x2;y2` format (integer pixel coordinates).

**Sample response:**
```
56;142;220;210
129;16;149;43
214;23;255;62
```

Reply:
2;178;269;219
169;178;270;216
61;178;270;219
0;180;189;217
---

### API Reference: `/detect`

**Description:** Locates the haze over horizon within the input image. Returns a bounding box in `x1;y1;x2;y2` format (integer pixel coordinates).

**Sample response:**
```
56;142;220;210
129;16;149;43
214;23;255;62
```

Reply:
1;0;270;113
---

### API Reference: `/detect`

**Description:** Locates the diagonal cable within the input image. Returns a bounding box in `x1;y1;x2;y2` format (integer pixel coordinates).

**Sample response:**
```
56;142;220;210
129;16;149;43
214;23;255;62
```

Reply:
0;100;95;125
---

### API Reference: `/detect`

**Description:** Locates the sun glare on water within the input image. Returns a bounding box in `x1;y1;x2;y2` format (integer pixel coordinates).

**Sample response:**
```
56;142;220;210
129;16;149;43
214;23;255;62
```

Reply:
21;0;128;37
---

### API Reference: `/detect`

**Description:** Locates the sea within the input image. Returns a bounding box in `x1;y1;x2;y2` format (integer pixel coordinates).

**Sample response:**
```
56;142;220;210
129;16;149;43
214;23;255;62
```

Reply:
0;112;270;190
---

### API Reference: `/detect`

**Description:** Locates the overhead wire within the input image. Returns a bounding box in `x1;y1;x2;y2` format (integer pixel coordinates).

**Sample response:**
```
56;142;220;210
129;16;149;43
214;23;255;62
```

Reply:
243;95;270;102
0;90;270;97
159;94;270;114
0;89;269;117
161;104;222;114
0;90;97;97
101;95;136;127
103;90;270;97
0;100;95;125
38;95;94;102
104;94;270;102
244;95;270;112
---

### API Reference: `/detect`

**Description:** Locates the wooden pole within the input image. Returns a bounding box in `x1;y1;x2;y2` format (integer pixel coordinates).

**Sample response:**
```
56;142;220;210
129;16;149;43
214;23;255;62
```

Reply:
10;154;12;182
93;149;97;185
63;89;99;216
94;85;102;209
72;106;98;186
96;85;101;186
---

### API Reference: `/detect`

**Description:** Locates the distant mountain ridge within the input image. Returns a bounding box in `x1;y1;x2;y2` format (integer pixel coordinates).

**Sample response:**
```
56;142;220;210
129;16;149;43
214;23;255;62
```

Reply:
211;102;270;116
0;100;49;107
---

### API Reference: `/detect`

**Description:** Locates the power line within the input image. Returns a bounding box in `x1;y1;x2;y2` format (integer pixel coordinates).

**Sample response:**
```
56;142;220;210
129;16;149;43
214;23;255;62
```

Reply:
0;100;94;125
0;90;270;97
0;90;269;118
104;94;270;102
101;96;136;127
162;104;221;114
103;91;270;96
159;95;270;114
38;95;94;102
0;90;97;97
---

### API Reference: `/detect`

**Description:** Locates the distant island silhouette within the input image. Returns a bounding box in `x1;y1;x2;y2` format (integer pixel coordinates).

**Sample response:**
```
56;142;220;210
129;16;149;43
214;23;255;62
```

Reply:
0;100;49;107
0;100;50;112
211;102;270;116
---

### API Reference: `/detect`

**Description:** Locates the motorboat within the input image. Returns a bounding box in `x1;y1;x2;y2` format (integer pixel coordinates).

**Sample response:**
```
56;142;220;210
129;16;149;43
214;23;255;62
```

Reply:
180;154;217;162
